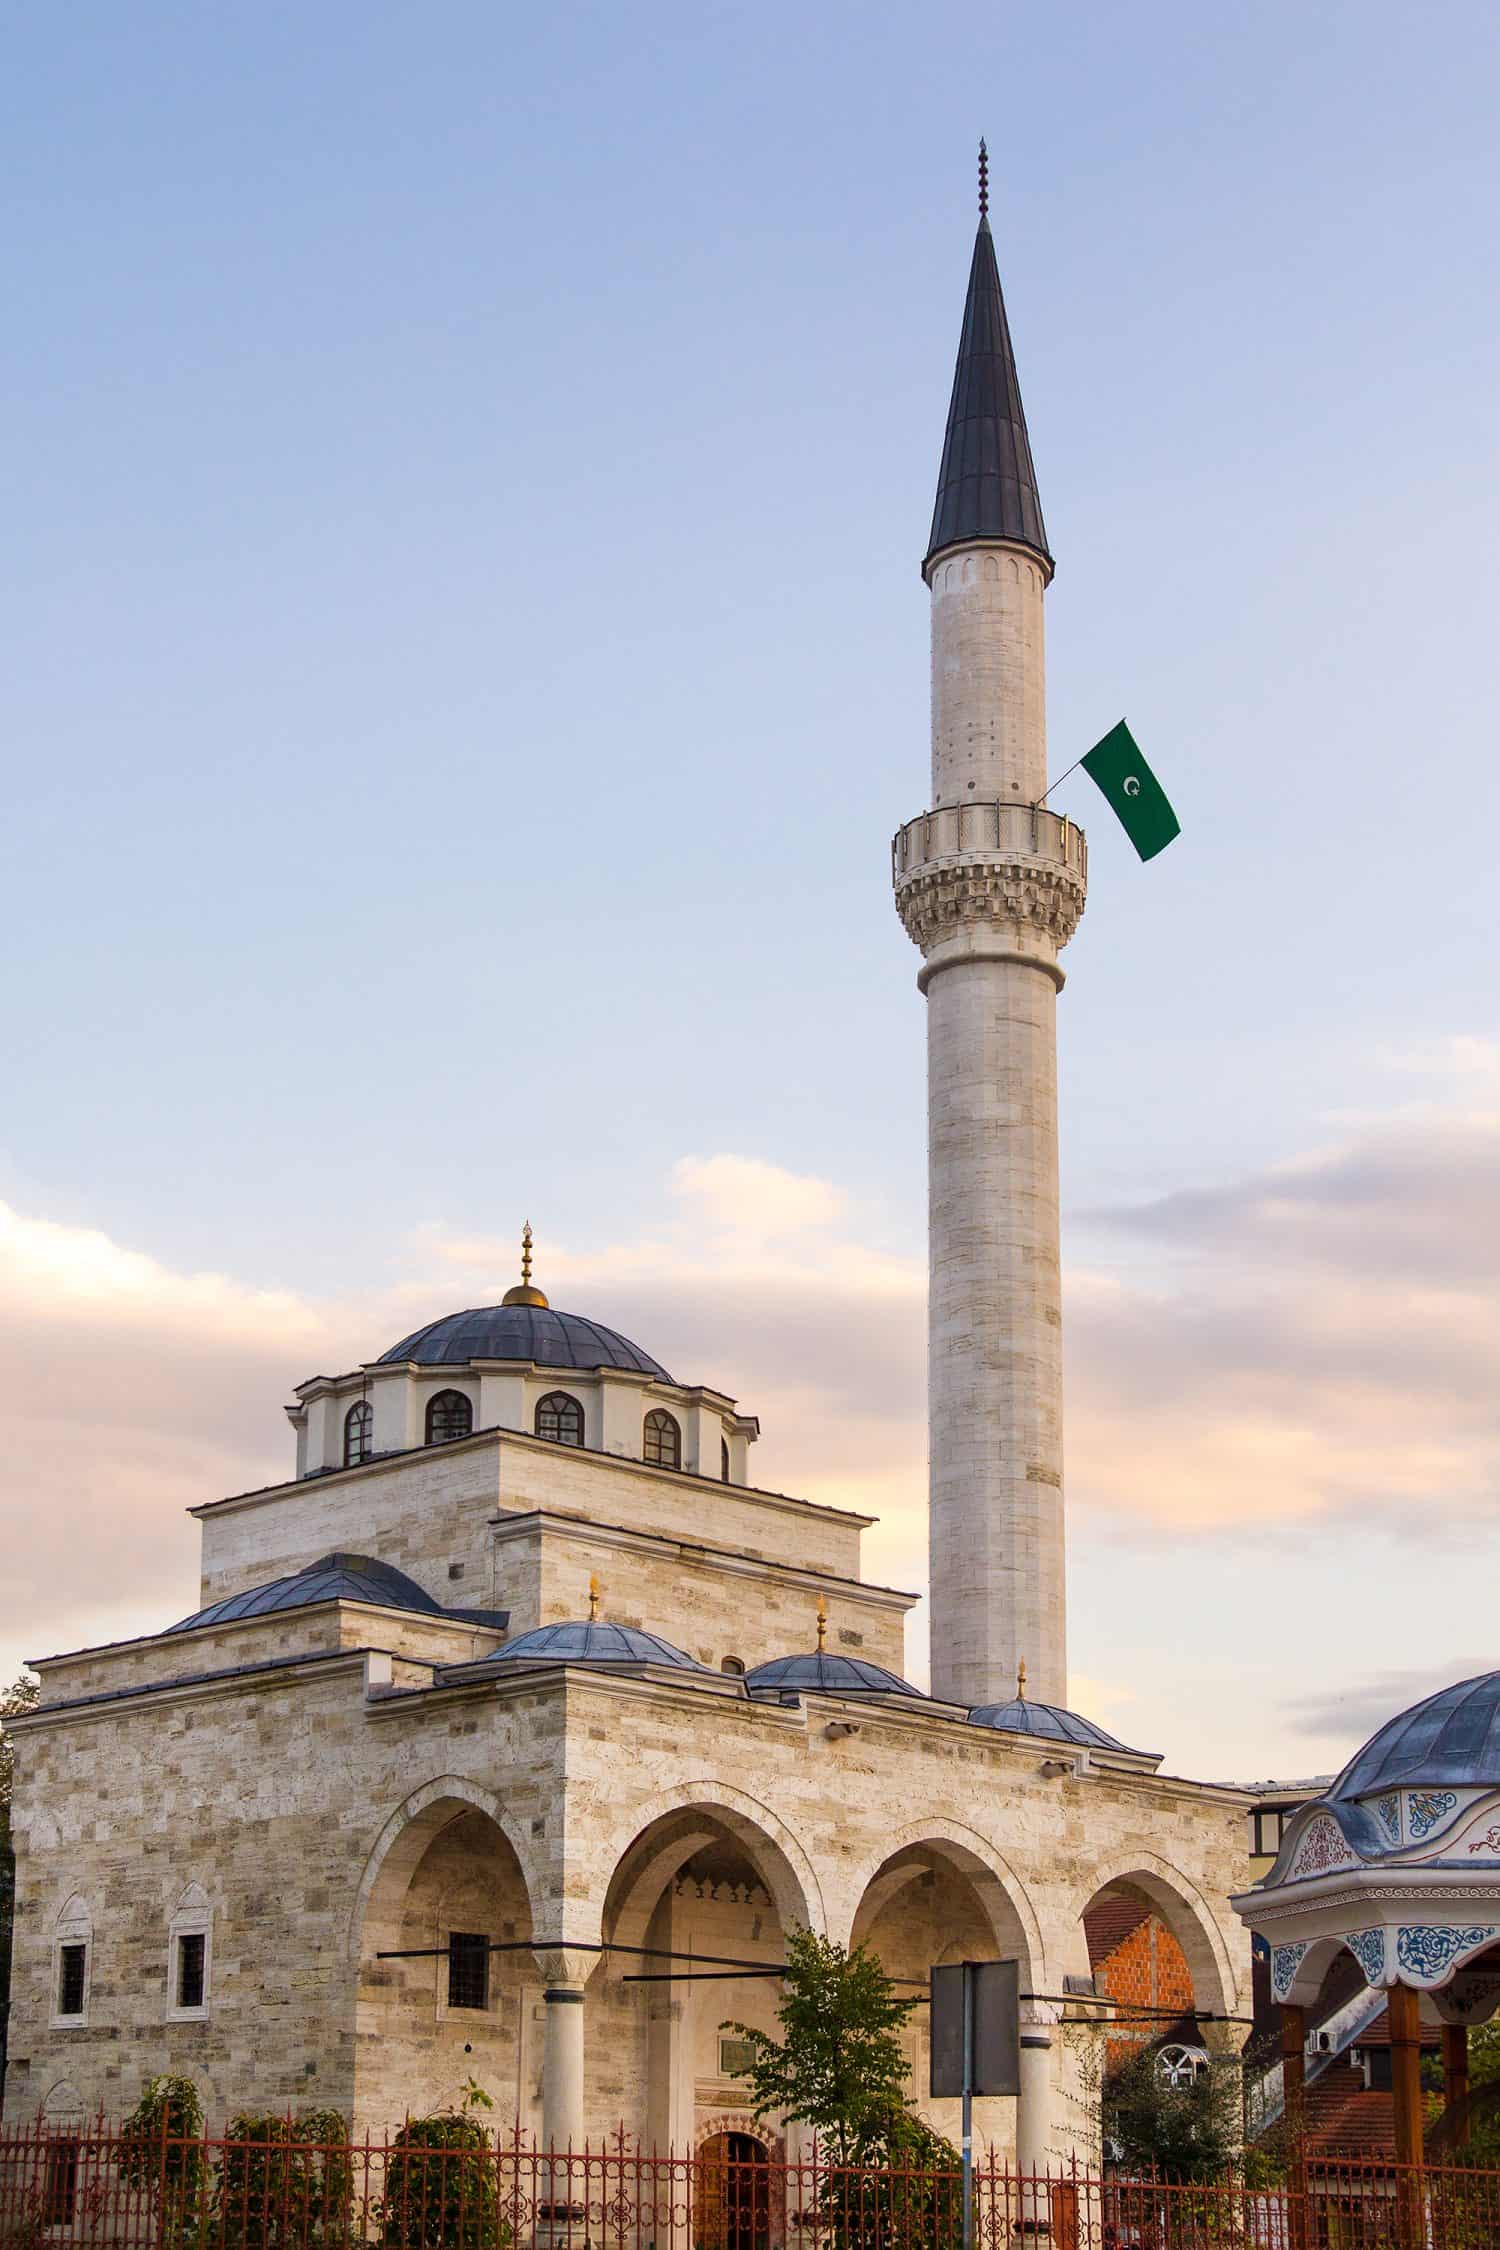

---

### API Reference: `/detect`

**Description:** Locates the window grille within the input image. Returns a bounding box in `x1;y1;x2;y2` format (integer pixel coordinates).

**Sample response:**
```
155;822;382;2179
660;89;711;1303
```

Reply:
177;1931;206;2010
426;1389;473;1446
44;2143;79;2227
535;1392;584;1447
57;1943;86;2018
344;1399;374;1467
643;1409;681;1469
447;1931;490;2012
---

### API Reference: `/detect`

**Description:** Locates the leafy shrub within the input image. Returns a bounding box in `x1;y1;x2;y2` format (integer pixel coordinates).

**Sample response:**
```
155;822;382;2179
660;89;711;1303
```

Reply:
116;2076;207;2250
213;2113;351;2250
380;2114;509;2250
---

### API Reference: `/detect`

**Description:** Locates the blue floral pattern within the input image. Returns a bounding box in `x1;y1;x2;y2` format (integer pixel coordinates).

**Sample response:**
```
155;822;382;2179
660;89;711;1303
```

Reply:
1374;1794;1402;1847
1272;1942;1310;2001
1395;1925;1498;1985
1408;1790;1460;1841
1346;1927;1387;1986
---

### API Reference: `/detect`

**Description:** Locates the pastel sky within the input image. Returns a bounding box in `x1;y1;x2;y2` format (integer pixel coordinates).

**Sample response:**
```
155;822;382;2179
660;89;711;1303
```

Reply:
5;0;1499;1784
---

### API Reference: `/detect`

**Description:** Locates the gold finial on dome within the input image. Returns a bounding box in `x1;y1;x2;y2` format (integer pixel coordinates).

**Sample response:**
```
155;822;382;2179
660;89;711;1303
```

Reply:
588;1574;601;1623
1016;1658;1027;1702
816;1596;828;1653
502;1220;550;1309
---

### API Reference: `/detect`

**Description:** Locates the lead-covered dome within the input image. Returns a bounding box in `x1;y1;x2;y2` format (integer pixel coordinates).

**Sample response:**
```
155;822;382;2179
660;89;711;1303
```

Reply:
378;1303;672;1381
456;1620;709;1671
166;1551;510;1634
1330;1669;1500;1803
967;1695;1138;1751
745;1652;924;1699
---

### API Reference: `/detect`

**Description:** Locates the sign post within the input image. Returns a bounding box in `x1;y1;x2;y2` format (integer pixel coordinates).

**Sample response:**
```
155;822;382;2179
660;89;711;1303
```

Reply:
931;1961;1021;2250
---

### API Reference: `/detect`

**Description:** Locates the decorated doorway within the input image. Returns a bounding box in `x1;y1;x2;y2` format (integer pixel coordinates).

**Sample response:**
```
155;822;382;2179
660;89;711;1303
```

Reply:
696;2132;770;2250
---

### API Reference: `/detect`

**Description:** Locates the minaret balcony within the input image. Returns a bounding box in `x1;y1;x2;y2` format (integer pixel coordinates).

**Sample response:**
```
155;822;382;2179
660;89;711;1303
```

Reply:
892;800;1088;977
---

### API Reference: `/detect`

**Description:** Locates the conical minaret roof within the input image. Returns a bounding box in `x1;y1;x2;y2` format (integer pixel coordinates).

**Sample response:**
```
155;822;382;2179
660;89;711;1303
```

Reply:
924;157;1051;581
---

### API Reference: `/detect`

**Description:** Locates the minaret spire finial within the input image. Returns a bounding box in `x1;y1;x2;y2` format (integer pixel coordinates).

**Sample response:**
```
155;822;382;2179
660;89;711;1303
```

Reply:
1016;1657;1027;1702
816;1595;828;1653
978;137;988;221
588;1573;601;1623
521;1220;533;1289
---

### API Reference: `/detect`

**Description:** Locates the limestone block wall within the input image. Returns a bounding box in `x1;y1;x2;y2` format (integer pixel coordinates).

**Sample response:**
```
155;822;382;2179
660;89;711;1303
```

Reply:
196;1436;870;1615
33;1608;504;1707
7;1650;1249;2159
491;1515;911;1675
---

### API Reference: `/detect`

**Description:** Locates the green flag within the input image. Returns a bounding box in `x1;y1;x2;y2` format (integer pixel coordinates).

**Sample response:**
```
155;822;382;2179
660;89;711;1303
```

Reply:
1080;721;1179;861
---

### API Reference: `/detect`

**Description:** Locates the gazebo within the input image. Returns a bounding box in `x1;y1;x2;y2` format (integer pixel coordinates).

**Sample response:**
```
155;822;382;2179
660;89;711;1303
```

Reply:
1233;1670;1500;2167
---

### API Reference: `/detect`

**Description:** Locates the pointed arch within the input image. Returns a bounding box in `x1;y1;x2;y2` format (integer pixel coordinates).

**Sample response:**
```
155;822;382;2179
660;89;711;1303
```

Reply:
838;1816;1045;1987
346;1774;543;1963
1069;1850;1242;2019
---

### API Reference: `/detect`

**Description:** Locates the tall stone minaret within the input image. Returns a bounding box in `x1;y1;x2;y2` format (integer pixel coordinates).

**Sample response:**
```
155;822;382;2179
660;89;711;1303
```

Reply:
894;158;1086;1711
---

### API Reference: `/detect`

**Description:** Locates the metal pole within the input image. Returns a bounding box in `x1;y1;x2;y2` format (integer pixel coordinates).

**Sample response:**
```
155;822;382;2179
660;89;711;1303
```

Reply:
962;1962;974;2250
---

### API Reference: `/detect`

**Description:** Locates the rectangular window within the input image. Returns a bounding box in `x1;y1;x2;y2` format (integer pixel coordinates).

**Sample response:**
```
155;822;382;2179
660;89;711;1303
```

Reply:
57;1943;87;2018
177;1931;206;2010
447;1932;489;2012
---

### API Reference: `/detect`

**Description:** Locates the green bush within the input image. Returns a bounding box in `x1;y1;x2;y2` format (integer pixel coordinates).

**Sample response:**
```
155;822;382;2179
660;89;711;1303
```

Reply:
212;2113;351;2250
380;2114;509;2250
116;2076;208;2250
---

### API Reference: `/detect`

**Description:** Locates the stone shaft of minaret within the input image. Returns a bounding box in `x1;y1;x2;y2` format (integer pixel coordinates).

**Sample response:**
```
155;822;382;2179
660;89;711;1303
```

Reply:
894;202;1086;1713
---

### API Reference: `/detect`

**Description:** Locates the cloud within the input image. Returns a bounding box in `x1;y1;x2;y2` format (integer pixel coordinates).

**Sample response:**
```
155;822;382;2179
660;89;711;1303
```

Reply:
1284;1662;1494;1741
7;1097;1500;1715
1066;1113;1500;1534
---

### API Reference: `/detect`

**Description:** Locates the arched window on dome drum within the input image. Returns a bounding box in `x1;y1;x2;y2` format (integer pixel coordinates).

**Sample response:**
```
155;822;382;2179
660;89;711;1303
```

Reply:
535;1391;584;1448
425;1389;473;1447
721;1436;730;1483
343;1400;373;1468
643;1408;681;1470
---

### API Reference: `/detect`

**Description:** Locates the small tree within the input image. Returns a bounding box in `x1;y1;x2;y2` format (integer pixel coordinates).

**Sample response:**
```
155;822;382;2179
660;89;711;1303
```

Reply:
1103;2045;1242;2183
724;1926;919;2162
381;2086;508;2250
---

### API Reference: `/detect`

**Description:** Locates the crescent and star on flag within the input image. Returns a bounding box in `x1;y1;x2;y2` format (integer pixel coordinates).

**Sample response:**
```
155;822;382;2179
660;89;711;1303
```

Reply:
1041;719;1180;862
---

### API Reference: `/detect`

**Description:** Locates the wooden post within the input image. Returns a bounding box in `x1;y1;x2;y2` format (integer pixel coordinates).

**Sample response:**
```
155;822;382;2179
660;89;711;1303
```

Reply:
1281;2004;1307;2250
1388;1982;1424;2248
1444;2021;1470;2148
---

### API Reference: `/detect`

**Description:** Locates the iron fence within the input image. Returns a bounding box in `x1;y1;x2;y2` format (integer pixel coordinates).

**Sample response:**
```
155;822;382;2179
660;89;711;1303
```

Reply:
2;2122;1498;2250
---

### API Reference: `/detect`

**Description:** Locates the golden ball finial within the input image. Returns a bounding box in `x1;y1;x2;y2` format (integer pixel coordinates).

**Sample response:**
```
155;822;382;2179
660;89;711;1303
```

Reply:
816;1595;828;1653
588;1573;601;1623
502;1219;550;1309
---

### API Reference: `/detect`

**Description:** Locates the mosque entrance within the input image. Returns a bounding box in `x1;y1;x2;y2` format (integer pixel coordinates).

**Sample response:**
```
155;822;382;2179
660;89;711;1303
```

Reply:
695;2133;769;2250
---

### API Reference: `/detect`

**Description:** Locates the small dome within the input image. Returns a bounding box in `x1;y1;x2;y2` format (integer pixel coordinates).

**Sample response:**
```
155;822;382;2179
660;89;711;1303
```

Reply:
169;1552;446;1633
378;1303;672;1380
470;1620;710;1671
967;1696;1139;1752
1330;1669;1500;1802
744;1651;924;1699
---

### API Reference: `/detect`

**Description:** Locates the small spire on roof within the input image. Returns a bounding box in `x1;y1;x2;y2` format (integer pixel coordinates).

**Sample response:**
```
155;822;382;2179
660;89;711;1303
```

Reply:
1016;1657;1027;1702
502;1218;550;1309
588;1573;601;1623
816;1595;828;1653
978;137;988;222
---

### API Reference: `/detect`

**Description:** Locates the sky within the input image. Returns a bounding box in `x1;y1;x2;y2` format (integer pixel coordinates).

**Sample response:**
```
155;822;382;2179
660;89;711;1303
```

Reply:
4;0;1500;1782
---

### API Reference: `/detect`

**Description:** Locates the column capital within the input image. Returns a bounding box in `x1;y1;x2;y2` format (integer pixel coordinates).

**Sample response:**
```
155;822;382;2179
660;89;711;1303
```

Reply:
531;1945;596;1989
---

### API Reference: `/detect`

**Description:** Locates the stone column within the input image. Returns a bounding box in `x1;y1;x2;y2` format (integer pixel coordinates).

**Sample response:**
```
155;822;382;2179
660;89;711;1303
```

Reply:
1012;2005;1055;2241
532;1948;592;2152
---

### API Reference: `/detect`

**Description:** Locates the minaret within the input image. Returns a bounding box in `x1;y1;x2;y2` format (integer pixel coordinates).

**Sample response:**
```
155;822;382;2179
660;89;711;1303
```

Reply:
893;149;1087;1711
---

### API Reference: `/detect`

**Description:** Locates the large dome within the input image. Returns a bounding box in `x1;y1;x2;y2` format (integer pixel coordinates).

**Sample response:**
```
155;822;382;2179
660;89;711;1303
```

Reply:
378;1303;672;1380
1330;1669;1500;1802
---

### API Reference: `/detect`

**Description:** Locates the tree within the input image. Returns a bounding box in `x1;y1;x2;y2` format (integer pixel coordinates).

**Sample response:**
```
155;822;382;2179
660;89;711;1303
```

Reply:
723;1926;920;2162
1102;2045;1242;2183
117;2075;207;2250
0;1672;40;2090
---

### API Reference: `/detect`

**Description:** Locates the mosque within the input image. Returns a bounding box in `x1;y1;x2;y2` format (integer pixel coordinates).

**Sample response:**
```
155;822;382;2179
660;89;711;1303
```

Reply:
5;179;1250;2164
